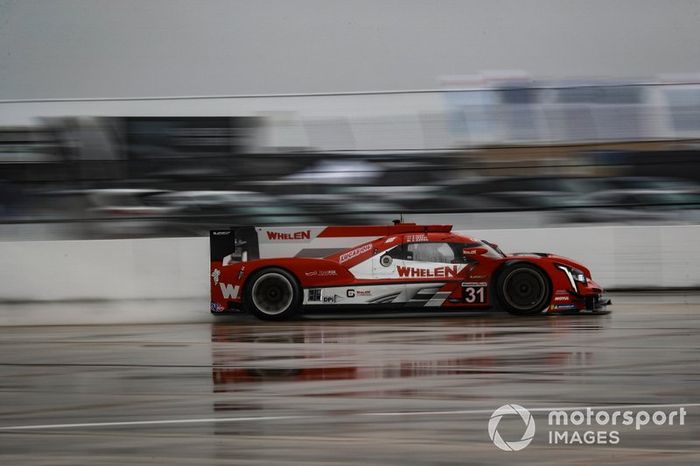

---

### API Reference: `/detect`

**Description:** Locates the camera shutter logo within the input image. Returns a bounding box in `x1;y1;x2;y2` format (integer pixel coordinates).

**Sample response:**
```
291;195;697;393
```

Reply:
488;404;536;451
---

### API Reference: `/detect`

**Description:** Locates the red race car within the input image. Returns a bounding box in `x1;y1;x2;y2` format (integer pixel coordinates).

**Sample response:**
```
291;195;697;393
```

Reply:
210;223;610;320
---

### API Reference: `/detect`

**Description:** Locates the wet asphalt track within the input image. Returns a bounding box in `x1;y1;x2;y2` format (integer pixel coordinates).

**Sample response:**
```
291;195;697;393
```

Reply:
1;293;699;465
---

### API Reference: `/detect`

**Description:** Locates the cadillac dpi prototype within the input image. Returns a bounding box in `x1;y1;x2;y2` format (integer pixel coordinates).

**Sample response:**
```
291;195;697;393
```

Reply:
210;224;610;320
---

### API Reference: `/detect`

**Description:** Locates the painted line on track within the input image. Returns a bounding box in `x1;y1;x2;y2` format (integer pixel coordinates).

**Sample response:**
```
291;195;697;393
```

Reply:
1;402;698;431
0;416;310;431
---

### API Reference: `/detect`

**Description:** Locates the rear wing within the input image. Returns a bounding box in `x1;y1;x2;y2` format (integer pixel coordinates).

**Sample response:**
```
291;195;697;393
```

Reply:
209;224;453;265
210;227;260;266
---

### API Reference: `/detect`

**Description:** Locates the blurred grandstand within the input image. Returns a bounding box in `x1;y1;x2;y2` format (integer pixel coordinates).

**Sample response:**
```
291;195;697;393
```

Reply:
1;78;700;239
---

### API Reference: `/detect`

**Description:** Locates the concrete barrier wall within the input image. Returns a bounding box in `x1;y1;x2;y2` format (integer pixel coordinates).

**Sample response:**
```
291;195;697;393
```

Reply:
0;225;698;304
463;225;699;289
0;237;209;302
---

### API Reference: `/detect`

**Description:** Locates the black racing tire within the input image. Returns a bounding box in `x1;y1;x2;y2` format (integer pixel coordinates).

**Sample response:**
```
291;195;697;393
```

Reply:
244;268;301;321
496;263;551;315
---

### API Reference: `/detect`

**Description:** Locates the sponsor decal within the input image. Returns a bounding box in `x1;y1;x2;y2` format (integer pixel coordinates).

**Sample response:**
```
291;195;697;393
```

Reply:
219;283;239;299
554;296;570;302
339;243;372;263
468;274;487;279
305;270;337;277
210;302;225;313
347;289;371;298
265;230;311;240
323;294;340;303
308;289;322;302
555;290;568;295
461;281;487;287
406;234;429;242
385;236;397;244
211;231;231;236
554;303;577;310
211;268;221;285
397;265;461;278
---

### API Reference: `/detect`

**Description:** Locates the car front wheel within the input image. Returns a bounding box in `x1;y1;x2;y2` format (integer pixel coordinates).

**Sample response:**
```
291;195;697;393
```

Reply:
496;263;550;315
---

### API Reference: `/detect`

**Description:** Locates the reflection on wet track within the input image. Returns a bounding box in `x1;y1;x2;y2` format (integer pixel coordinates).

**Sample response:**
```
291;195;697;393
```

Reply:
1;295;699;464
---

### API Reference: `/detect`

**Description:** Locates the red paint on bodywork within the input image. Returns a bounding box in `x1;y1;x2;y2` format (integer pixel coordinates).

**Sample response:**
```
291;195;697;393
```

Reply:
210;224;607;315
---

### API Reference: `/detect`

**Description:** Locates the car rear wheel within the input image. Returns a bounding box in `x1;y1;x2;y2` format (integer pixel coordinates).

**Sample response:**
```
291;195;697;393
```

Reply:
245;268;301;321
496;263;550;315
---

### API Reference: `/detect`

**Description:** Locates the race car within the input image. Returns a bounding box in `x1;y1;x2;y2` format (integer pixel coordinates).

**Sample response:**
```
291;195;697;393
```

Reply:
210;223;610;320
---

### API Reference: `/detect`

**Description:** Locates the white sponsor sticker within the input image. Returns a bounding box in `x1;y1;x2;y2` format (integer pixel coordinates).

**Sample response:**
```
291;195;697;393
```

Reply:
305;270;337;277
339;243;372;263
406;234;429;242
219;283;239;299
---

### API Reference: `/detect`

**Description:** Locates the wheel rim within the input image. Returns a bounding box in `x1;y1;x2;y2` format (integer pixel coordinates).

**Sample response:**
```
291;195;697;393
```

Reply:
251;273;294;315
503;268;547;312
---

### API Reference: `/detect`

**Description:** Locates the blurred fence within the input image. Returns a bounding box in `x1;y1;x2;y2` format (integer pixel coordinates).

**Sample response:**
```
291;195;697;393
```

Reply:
3;81;700;151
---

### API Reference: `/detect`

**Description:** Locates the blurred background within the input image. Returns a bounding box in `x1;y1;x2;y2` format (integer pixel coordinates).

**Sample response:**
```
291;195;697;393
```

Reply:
2;80;700;239
1;0;700;239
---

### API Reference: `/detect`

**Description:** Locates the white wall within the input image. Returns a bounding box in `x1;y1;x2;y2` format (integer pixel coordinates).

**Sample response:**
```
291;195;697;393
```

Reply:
0;225;697;306
463;225;700;289
0;237;208;302
0;224;697;326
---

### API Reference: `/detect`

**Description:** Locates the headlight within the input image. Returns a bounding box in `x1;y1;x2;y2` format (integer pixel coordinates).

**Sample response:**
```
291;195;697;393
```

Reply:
556;264;587;290
571;268;586;283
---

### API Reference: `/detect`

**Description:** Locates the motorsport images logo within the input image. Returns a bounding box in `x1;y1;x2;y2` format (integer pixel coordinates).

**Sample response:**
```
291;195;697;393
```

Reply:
488;404;536;451
488;403;688;451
